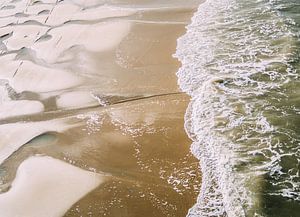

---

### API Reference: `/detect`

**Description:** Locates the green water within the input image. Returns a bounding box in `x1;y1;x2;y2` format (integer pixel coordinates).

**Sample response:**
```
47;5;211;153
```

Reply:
176;0;300;216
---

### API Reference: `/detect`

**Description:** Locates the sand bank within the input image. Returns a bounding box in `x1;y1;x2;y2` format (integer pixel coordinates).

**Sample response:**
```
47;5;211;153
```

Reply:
0;119;77;165
0;156;105;217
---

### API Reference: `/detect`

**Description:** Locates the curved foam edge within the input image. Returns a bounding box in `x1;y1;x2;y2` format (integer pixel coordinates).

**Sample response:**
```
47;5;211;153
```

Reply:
175;0;262;216
175;0;300;215
0;155;105;217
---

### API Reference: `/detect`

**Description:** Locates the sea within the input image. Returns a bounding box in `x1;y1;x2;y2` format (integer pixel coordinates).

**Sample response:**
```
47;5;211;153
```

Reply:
175;0;300;216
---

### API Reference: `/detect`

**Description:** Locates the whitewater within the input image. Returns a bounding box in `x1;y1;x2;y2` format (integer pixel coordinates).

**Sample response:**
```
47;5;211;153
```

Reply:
175;0;300;216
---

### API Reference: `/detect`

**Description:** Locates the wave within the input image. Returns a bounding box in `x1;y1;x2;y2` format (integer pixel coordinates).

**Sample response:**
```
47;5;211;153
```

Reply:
175;0;300;216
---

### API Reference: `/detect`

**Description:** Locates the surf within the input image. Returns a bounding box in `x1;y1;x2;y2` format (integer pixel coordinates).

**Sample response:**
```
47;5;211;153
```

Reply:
175;0;300;216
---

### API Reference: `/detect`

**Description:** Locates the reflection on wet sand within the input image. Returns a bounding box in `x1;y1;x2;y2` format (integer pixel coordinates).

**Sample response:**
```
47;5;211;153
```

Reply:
0;0;202;216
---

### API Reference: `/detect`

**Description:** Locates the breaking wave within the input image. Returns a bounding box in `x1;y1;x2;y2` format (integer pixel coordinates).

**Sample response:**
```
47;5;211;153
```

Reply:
175;0;300;216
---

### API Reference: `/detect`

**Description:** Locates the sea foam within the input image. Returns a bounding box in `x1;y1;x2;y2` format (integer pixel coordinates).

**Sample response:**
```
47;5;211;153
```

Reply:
175;0;300;216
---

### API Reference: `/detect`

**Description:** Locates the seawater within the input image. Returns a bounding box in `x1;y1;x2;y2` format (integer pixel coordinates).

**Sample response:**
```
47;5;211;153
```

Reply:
175;0;300;216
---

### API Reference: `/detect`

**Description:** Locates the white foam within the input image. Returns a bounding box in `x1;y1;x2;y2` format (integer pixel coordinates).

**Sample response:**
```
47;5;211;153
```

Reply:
175;0;300;216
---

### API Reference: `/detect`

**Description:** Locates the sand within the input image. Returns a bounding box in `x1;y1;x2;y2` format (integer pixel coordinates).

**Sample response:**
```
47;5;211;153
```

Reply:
0;119;77;165
0;0;202;216
56;91;98;109
0;100;44;119
0;156;105;217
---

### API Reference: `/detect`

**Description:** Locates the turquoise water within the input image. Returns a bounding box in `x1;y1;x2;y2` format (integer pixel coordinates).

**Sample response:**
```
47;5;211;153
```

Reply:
176;0;300;216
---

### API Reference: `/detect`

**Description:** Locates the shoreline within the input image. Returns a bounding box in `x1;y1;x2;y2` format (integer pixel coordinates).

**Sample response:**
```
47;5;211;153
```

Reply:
0;0;203;216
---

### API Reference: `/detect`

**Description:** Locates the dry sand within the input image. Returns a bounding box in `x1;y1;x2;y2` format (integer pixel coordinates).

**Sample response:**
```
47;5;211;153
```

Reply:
0;156;105;217
0;0;202;216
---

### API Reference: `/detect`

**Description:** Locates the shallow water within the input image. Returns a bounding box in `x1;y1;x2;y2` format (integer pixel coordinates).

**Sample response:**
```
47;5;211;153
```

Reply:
176;0;300;216
0;0;203;216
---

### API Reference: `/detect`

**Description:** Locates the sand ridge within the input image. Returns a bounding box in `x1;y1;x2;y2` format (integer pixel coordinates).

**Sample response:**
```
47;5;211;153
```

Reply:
0;156;106;217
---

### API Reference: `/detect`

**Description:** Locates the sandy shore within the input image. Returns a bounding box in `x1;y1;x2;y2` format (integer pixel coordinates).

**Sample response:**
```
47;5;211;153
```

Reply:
0;0;202;216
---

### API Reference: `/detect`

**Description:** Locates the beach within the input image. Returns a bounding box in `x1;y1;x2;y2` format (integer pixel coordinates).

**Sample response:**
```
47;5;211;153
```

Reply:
0;0;202;216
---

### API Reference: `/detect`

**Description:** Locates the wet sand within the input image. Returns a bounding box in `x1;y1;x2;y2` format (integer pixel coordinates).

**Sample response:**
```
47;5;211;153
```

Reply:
0;0;202;216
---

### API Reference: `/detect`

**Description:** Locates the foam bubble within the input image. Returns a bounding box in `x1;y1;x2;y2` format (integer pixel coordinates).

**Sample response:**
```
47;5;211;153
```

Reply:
175;0;300;216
